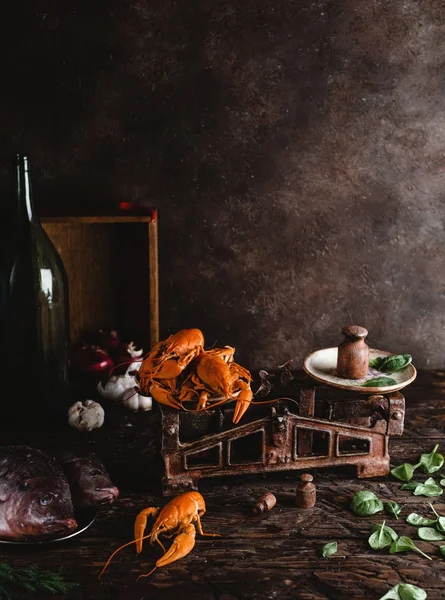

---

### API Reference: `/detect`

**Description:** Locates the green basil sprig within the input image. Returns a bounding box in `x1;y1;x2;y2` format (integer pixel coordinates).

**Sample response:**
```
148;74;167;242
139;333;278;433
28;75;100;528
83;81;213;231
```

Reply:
369;354;412;373
389;536;432;560
418;527;445;541
379;583;426;600
418;445;444;474
385;501;402;519
392;463;420;482
406;513;436;527
413;478;443;497
369;522;398;550
350;490;384;516
362;377;397;387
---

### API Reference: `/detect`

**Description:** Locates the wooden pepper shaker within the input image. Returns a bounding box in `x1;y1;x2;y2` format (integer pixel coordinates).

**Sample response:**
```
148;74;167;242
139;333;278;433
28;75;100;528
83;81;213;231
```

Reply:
295;473;316;508
337;325;369;379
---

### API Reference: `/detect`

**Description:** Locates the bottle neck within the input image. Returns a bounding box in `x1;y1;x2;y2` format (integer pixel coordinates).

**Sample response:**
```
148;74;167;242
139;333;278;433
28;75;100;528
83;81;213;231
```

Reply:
16;154;37;224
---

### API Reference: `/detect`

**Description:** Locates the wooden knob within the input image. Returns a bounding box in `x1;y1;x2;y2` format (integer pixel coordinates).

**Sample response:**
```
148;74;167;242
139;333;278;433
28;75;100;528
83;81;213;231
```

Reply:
300;473;313;483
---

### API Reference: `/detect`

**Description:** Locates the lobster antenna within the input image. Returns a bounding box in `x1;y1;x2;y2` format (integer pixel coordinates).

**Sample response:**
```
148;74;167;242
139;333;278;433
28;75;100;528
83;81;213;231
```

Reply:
137;566;158;581
98;533;153;580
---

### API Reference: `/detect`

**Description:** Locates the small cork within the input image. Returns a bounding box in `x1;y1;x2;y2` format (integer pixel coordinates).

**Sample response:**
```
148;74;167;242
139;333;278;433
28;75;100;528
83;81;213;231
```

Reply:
295;473;316;508
252;492;277;514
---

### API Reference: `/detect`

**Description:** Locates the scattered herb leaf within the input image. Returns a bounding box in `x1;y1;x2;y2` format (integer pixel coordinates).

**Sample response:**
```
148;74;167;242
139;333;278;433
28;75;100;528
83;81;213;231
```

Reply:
413;478;443;497
350;490;384;516
441;480;445;487
440;545;445;558
379;583;427;600
392;463;420;482
368;521;394;550
418;527;445;541
362;377;397;387
369;357;386;369
400;482;419;491
380;354;412;373
0;563;79;599
370;522;398;544
406;513;436;527
418;445;444;474
389;536;432;560
385;501;402;519
319;542;338;558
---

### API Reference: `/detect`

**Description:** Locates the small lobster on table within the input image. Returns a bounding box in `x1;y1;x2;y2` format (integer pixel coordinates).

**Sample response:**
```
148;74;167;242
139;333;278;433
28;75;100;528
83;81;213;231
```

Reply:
99;491;219;580
135;328;254;424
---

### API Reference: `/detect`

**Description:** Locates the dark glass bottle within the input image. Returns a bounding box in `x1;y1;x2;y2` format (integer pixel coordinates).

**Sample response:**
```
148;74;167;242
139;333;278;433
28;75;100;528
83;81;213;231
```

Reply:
0;154;70;423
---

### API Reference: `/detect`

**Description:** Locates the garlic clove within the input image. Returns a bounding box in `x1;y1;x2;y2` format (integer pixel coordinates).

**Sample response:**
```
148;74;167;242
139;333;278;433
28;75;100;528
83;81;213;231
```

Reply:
97;374;136;401
121;387;152;411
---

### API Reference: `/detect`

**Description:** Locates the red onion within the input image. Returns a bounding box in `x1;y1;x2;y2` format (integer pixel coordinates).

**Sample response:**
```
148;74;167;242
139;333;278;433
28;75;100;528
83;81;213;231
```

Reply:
69;344;114;378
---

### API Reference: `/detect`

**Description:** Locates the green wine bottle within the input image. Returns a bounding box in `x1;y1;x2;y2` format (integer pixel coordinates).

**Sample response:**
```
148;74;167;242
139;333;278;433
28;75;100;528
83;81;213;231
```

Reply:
0;154;70;424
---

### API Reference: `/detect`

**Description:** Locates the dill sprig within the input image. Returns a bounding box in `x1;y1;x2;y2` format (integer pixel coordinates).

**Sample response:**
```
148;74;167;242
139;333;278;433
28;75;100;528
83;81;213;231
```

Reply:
0;563;79;599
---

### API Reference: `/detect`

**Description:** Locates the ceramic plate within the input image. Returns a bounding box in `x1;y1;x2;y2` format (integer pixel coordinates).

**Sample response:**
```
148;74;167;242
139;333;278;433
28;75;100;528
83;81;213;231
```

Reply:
303;347;417;393
0;509;97;546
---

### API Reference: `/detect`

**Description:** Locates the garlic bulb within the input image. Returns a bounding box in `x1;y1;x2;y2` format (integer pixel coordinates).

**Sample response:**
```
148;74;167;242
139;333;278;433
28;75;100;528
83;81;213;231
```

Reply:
68;399;105;431
97;373;136;401
121;388;152;411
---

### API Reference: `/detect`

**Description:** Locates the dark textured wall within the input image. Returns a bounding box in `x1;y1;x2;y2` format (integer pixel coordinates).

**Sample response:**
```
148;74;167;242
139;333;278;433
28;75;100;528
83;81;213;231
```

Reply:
2;1;445;369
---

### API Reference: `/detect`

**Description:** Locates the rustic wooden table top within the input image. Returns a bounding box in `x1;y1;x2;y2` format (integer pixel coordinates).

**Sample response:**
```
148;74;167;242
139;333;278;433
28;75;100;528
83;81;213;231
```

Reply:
1;370;445;600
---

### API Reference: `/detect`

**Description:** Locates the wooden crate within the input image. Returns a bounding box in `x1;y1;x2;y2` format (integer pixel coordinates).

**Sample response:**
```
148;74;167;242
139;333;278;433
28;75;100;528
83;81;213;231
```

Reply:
42;214;159;350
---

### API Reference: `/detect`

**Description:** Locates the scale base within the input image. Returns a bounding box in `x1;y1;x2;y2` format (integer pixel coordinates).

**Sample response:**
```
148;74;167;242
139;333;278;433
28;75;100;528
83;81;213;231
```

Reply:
156;381;405;496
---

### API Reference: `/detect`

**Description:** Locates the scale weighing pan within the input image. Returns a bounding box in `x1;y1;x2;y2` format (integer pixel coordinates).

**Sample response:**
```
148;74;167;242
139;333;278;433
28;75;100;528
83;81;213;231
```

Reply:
303;347;417;393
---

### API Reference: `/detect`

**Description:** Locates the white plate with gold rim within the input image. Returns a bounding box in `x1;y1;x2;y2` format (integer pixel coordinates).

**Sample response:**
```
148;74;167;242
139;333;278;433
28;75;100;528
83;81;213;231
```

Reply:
303;348;417;393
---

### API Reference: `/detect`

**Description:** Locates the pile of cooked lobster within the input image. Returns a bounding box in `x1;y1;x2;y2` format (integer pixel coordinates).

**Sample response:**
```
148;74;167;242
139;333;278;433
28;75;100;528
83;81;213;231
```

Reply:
135;328;253;424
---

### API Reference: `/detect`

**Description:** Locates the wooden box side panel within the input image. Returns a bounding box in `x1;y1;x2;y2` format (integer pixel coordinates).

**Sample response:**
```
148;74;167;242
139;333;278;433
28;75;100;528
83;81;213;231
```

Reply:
43;222;153;349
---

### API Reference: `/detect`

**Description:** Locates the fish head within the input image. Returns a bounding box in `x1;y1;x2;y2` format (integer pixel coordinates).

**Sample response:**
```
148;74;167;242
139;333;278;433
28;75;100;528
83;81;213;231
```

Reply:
6;475;77;538
61;454;119;508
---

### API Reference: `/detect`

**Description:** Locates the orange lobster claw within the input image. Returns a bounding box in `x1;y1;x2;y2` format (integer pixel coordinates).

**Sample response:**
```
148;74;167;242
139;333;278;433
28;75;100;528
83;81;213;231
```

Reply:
134;507;160;554
149;381;182;409
233;384;253;424
137;524;197;581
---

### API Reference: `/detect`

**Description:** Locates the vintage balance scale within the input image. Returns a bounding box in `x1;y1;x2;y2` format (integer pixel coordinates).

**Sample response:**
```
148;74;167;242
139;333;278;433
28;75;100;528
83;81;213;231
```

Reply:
155;327;416;496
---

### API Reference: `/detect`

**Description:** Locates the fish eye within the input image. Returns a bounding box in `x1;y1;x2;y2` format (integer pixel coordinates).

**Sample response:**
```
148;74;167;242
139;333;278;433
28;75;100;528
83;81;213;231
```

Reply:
89;469;101;478
40;494;54;506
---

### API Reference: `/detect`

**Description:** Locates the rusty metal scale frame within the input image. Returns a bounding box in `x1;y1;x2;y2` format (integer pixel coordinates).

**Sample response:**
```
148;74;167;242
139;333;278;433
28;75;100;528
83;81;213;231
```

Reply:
156;373;406;496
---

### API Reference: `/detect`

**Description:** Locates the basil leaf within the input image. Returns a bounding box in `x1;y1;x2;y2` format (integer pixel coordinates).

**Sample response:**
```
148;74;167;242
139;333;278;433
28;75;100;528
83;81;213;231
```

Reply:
406;513;436;527
319;542;337;558
392;463;420;482
418;444;444;474
440;545;445;558
436;517;445;533
441;479;445;487
369;357;386;369
362;377;397;387
371;522;399;542
418;527;445;541
413;478;443;497
369;526;393;550
350;490;384;516
390;536;432;560
401;482;418;491
379;583;427;600
385;501;402;519
380;354;412;373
